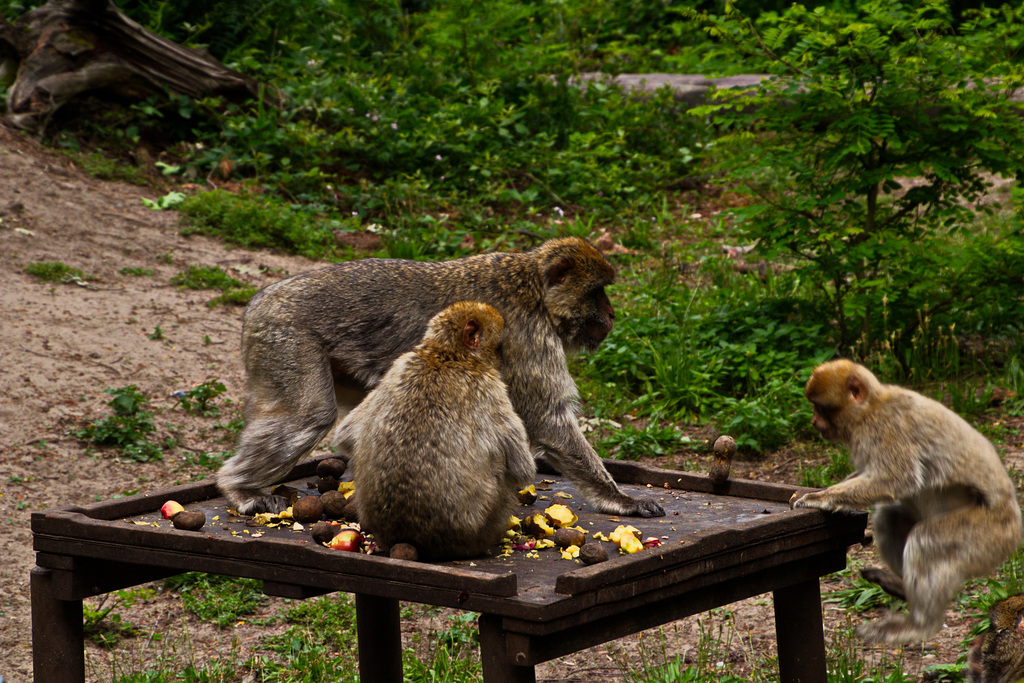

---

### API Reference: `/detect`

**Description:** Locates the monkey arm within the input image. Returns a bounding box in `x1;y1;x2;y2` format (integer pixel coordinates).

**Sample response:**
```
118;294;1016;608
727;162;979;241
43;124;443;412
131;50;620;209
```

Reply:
792;469;905;512
498;433;538;490
531;410;665;517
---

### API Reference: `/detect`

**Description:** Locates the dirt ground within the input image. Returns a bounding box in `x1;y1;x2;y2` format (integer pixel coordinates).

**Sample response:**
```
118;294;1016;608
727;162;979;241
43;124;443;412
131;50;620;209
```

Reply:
0;126;1020;682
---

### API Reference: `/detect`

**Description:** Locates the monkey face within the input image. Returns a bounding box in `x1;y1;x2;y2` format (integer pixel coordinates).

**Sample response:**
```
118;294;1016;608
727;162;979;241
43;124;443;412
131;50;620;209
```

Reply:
579;287;615;349
810;403;841;442
555;285;615;352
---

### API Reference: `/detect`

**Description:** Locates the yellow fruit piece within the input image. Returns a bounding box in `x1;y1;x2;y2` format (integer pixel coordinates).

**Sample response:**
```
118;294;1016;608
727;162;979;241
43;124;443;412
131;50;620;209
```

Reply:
618;534;643;554
544;503;578;528
508;515;522;531
252;512;276;525
534;538;555;550
339;481;356;499
518;485;538;505
522;513;555;538
609;525;644;554
560;545;581;560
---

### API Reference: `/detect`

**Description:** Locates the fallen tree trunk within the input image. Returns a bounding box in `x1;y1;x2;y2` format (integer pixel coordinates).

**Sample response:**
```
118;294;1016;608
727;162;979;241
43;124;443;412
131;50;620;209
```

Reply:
0;0;271;135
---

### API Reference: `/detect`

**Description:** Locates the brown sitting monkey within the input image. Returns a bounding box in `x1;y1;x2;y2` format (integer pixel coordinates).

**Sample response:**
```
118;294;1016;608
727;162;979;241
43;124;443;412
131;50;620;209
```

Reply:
336;301;536;560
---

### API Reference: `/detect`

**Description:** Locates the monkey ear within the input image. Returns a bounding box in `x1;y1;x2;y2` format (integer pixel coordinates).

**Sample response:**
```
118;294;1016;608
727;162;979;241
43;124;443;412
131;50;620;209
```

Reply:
462;319;481;350
846;375;868;404
545;257;573;287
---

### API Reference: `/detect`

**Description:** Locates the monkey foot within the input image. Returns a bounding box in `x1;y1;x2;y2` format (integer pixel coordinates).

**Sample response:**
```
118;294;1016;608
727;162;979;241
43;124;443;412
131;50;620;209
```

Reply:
626;496;666;518
855;615;939;644
235;494;290;516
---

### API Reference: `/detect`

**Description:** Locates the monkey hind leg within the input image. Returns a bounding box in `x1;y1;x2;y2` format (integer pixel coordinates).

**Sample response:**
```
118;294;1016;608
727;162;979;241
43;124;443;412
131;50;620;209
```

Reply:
855;570;955;644
860;567;907;601
858;517;981;644
218;344;339;515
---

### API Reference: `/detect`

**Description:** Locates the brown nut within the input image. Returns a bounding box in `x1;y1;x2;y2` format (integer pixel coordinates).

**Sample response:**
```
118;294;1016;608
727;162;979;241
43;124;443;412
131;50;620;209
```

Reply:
390;543;419;561
291;495;325;523
710;434;736;486
171;510;206;531
320;490;348;518
579;543;609;565
552;527;586;549
317;475;340;494
316;457;347;479
311;520;338;545
342;497;360;523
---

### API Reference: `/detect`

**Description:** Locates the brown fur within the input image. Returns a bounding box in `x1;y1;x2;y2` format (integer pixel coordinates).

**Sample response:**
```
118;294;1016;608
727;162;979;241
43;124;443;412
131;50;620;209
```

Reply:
967;594;1024;683
335;302;534;560
217;238;665;517
794;359;1022;644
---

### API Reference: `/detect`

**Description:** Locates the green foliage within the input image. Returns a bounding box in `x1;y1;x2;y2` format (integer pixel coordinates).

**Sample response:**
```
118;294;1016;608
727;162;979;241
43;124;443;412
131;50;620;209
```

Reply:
180;450;232;471
73;386;164;462
825;623;914;683
170;263;257;307
163;573;265;628
582;268;832;451
799;448;852;489
119;267;153;277
692;1;1024;355
257;594;359;680
24;261;88;282
175;380;227;418
83;604;139;648
626;611;751;683
824;568;902;613
959;543;1024;640
178;190;342;260
170;264;241;290
142;191;186;210
715;377;805;452
64;151;149;185
595;419;692;460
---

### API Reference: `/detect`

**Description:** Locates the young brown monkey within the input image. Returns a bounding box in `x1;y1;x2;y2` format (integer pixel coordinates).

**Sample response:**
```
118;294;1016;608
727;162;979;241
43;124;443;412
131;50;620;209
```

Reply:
216;237;665;518
335;301;535;560
967;594;1024;683
793;359;1022;644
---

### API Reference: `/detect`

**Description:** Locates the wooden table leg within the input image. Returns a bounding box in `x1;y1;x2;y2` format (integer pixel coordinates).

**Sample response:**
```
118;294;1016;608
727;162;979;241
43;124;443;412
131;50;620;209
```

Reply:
773;578;827;683
479;613;536;683
355;593;403;683
31;566;85;683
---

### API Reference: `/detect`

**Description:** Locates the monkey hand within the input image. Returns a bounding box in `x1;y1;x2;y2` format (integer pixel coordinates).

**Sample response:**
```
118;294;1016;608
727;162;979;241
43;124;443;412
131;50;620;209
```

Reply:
790;491;833;511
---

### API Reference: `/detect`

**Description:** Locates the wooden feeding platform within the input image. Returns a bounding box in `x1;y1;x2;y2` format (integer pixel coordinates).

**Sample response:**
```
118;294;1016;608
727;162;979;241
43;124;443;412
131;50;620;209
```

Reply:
31;457;866;683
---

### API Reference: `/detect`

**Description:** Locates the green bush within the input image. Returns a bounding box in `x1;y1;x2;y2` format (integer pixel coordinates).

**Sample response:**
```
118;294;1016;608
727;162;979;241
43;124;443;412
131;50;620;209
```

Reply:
73;386;163;462
692;0;1024;355
179;190;342;260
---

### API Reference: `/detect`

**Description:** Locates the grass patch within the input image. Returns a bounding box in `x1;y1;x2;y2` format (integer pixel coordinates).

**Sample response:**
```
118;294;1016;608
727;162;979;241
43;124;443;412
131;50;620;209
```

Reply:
73;385;165;462
170;264;257;307
179;190;344;261
25;260;90;282
119;266;153;277
163;573;265;628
